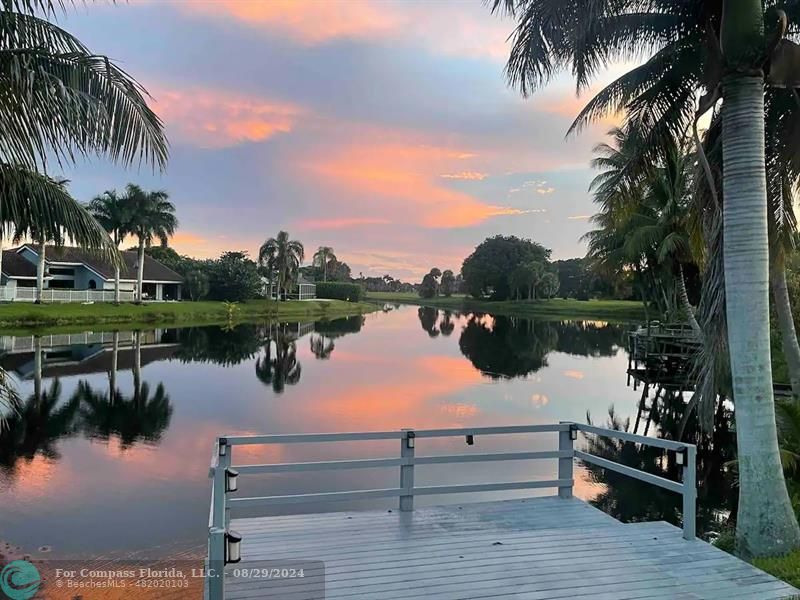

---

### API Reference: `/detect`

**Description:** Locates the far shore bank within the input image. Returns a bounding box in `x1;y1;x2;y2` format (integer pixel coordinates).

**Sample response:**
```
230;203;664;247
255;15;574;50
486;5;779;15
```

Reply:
367;292;647;321
0;299;376;334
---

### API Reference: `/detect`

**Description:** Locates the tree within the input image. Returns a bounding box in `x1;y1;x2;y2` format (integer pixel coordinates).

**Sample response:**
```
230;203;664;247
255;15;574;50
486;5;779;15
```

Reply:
123;184;177;303
492;0;800;558
312;246;337;282
538;272;560;299
440;270;456;297
462;236;550;300
207;252;261;302
88;190;131;303
185;269;209;301
259;231;304;300
418;268;441;299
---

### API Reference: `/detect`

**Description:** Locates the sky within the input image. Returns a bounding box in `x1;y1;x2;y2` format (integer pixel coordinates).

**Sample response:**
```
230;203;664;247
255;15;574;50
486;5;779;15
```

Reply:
58;0;622;281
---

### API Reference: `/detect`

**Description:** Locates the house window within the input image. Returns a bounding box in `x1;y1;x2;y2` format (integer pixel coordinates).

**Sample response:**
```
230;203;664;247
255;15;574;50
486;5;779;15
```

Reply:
48;279;75;289
88;279;97;290
49;267;75;276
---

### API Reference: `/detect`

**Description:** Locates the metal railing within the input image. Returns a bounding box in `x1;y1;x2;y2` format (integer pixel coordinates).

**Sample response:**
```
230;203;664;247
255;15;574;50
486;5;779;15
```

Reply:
205;422;697;599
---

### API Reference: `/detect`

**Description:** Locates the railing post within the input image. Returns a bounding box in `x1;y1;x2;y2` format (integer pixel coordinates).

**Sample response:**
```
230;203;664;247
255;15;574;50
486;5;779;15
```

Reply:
682;445;697;540
208;438;228;599
558;423;575;498
400;429;415;511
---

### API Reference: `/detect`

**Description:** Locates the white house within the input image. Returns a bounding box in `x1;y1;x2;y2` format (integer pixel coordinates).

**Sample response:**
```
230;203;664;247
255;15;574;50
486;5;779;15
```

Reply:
262;274;317;300
0;245;183;302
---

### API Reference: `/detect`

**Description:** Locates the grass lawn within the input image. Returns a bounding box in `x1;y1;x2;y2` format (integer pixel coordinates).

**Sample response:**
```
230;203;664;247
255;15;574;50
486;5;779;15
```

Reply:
753;550;800;588
367;292;647;321
0;299;375;333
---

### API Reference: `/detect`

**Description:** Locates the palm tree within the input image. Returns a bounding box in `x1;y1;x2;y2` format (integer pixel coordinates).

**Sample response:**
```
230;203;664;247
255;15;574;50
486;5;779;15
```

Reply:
491;0;800;554
622;139;701;334
123;185;177;303
88;190;131;304
0;1;167;293
259;231;304;300
312;246;336;282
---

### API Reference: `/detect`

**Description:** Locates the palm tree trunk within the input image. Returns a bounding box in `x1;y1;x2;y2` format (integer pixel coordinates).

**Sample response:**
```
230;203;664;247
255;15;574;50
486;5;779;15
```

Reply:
323;257;327;282
35;240;46;304
721;72;800;557
676;264;701;336
0;232;5;293
772;266;800;399
136;237;145;303
113;231;121;304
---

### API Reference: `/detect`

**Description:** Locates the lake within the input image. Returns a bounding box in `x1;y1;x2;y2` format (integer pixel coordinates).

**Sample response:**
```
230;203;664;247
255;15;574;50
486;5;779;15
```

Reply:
0;304;728;562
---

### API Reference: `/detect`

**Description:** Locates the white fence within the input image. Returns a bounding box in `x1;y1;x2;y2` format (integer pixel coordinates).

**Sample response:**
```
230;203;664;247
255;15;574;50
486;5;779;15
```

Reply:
1;288;135;303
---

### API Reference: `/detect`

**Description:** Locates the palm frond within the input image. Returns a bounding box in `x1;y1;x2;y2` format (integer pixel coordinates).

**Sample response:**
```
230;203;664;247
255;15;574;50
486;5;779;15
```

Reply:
0;47;167;170
0;162;121;266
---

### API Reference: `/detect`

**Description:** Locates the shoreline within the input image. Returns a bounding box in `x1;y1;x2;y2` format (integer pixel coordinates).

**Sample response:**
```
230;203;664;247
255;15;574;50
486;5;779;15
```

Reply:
367;292;647;322
0;299;376;335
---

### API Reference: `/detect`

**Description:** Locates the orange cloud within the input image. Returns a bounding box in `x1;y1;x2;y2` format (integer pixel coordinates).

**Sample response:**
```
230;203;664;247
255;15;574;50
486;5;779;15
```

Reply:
172;0;510;60
153;87;303;148
179;0;399;45
301;135;536;228
568;215;592;221
440;171;488;180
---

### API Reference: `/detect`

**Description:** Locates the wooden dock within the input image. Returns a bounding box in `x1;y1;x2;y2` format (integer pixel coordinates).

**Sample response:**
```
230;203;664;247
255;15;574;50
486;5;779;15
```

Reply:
206;424;799;600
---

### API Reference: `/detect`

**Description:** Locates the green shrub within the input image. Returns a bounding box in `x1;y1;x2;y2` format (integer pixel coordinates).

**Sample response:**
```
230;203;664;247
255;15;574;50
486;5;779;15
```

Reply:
316;282;363;302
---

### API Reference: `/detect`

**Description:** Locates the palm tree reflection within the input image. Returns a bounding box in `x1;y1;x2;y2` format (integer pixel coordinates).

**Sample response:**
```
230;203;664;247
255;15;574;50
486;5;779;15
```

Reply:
0;379;80;477
583;404;736;537
309;334;335;359
256;325;302;393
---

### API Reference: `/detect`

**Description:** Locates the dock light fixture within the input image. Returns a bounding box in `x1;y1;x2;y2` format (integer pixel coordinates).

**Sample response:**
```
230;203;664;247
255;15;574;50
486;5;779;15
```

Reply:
406;431;415;449
466;434;474;446
569;426;578;441
225;530;242;564
675;449;686;467
225;468;239;493
218;437;228;457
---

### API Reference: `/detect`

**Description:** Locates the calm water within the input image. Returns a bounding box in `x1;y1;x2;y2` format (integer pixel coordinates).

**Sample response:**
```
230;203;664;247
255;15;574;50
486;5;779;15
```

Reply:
0;305;678;560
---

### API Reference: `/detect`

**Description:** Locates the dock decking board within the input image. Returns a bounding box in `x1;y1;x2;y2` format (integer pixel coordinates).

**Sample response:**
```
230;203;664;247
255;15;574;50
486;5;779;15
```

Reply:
222;496;799;599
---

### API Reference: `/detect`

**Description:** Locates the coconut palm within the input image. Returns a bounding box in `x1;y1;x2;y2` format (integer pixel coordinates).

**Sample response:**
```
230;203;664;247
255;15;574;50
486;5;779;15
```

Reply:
123;185;177;303
0;0;167;292
259;231;304;300
312;246;337;282
622;140;701;334
493;0;800;555
88;190;131;303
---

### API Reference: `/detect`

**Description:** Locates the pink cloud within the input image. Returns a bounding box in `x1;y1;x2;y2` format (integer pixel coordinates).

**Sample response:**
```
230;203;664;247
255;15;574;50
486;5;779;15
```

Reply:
152;87;303;148
296;217;391;230
171;0;510;61
440;171;488;180
298;129;536;229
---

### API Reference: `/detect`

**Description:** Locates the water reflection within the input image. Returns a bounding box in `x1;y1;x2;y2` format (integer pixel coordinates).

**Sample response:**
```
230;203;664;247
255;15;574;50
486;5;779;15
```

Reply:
256;325;302;393
0;380;79;478
0;308;663;559
583;401;736;537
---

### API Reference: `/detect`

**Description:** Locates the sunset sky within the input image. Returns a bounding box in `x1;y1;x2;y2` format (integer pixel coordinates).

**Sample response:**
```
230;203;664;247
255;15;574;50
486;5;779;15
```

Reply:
59;0;621;280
